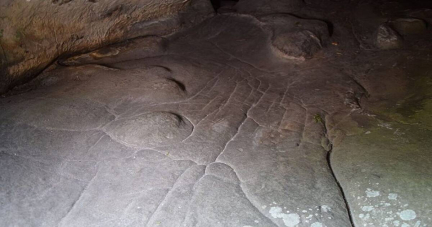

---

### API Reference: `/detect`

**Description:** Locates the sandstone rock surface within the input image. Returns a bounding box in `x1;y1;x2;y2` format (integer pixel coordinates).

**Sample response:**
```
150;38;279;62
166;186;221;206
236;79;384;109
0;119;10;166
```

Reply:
106;112;194;148
0;0;214;93
1;0;432;226
390;18;428;35
258;14;329;61
376;24;403;50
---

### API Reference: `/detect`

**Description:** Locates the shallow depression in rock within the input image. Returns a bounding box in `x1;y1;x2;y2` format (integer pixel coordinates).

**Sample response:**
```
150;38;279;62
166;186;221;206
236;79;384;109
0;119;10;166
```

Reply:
105;112;194;148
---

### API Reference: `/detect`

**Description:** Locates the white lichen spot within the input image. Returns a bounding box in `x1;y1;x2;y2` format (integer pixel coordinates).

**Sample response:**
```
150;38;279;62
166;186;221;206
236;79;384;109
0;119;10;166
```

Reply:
394;220;400;226
394;128;405;136
414;221;421;227
401;223;410;227
362;206;374;212
320;205;331;212
282;213;300;226
311;222;323;227
254;220;259;223
399;210;416;221
270;207;283;215
366;188;380;197
359;214;365;219
388;193;398;200
269;207;300;227
378;123;393;129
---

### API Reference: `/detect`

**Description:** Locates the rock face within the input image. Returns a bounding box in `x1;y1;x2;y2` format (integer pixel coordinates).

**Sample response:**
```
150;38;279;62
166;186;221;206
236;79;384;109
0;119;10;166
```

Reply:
1;0;432;226
0;0;214;94
375;24;403;50
390;18;428;35
258;14;329;61
0;13;356;227
0;98;114;130
106;112;193;148
60;36;168;66
404;9;432;24
271;30;324;60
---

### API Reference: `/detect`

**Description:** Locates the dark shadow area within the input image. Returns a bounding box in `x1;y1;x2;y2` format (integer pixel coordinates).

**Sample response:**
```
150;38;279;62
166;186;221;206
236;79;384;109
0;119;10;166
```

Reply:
210;0;239;11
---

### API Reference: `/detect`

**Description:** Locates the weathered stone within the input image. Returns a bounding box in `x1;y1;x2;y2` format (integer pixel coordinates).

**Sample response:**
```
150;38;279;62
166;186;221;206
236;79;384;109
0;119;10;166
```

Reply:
0;98;114;130
1;1;432;226
375;24;403;50
404;9;432;24
0;0;214;94
60;36;167;66
390;18;428;35
272;30;323;60
258;14;329;61
105;112;193;148
332;117;432;227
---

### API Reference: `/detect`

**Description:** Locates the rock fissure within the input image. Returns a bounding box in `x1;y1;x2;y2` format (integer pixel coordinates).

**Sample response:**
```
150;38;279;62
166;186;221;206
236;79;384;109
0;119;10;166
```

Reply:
323;117;355;227
145;164;197;227
57;166;101;226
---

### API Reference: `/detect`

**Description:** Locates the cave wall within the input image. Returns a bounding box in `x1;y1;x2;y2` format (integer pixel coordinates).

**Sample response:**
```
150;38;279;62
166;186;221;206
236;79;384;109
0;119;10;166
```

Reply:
0;0;214;93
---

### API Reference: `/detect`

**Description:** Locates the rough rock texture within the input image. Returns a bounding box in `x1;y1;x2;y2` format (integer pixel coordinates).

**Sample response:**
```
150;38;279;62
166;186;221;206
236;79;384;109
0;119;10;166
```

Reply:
329;55;432;227
0;0;214;93
1;13;356;227
106;112;194;148
404;9;432;24
258;14;329;60
375;24;403;50
1;0;432;226
60;36;168;66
